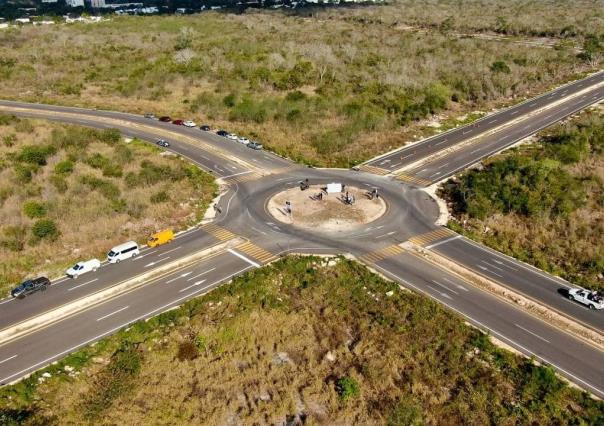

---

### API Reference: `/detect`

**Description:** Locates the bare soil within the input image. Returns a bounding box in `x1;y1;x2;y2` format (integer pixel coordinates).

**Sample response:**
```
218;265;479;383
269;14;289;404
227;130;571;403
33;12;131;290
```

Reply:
267;185;386;232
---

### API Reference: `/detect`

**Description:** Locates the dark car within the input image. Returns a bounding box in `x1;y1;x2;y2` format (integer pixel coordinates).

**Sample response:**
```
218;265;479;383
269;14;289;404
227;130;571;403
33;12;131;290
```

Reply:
200;125;211;131
156;139;170;147
172;119;184;126
216;130;229;137
158;116;171;122
11;277;51;299
144;113;156;119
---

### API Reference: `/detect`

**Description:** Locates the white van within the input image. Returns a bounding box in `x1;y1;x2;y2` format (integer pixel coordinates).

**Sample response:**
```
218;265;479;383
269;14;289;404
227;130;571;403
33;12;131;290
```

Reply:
107;241;139;263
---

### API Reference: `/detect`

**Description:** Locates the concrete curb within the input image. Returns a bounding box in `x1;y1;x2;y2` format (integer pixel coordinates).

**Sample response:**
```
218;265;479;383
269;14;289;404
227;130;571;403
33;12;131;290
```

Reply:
406;243;604;352
0;238;243;347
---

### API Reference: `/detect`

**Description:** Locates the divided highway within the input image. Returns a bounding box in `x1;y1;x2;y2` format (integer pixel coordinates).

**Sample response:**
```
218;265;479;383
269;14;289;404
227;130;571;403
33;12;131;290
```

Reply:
0;70;603;398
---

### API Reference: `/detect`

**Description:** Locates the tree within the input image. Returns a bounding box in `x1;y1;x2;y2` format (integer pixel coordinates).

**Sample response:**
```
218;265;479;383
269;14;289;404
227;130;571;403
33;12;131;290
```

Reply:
31;219;59;241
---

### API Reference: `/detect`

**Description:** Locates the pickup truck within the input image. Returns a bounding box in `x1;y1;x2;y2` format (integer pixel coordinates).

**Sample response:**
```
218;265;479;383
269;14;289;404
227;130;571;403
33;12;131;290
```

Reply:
11;277;51;299
568;288;604;310
66;258;101;279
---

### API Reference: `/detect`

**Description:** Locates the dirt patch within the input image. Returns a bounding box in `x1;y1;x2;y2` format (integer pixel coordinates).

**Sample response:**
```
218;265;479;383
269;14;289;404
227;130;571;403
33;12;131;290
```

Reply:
267;185;386;233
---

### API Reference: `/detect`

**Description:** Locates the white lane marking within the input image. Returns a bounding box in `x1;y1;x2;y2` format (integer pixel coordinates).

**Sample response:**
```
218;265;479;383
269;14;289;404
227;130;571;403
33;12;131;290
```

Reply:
516;324;550;343
166;271;192;284
431;280;459;295
559;106;569;112
229;166;237;170
425;235;461;250
443;277;469;292
488;119;498;124
221;170;251;179
438;163;450;169
481;260;504;272
477;264;503;277
96;306;129;322
389;162;402;169
371;263;604;397
53;277;70;285
462;130;471;135
419;168;428;172
379;159;391;165
67;278;99;292
157;246;182;257
375;231;396;239
492;259;519;271
529;103;537;107
375;225;385;230
510;110;518;115
186;268;216;281
523;125;532;130
144;257;170;268
0;355;17;365
228;249;260;267
435;138;448;146
0;298;15;306
429;171;441;178
427;285;452;300
200;155;210;161
132;252;153;261
250;226;267;235
470;148;481;154
179;280;207;293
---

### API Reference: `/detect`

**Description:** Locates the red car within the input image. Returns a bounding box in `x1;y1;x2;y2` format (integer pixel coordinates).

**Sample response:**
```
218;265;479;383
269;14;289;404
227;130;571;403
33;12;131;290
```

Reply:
172;119;184;126
158;116;171;122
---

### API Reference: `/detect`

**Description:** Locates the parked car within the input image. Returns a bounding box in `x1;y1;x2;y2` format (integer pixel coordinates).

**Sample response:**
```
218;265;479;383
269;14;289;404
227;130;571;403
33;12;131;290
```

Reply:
568;288;603;310
158;116;171;122
248;141;263;150
237;137;250;145
183;120;197;127
11;277;51;299
107;241;140;263
226;133;238;140
66;258;101;279
156;139;170;147
200;125;211;131
172;119;185;126
144;113;156;119
147;229;174;248
216;130;229;137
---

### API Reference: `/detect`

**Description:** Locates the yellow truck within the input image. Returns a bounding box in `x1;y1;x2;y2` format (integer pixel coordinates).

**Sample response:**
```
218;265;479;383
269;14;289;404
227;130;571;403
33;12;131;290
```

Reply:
147;229;174;248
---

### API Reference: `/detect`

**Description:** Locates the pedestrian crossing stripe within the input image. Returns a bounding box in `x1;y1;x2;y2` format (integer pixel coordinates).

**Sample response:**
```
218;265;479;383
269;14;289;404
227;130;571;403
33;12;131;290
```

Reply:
223;171;263;184
235;241;277;263
408;228;456;246
396;173;432;186
200;223;236;241
357;164;390;176
359;245;405;264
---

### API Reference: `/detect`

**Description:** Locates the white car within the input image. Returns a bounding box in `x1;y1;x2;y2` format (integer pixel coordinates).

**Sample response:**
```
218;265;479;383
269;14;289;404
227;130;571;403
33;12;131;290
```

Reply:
183;120;197;127
237;137;250;145
226;133;238;140
568;288;603;310
66;258;101;278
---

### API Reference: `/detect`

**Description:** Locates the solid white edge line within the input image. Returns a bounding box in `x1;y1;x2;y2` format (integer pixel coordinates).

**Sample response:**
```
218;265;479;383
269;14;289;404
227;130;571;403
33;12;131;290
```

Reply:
227;249;260;267
370;264;604;397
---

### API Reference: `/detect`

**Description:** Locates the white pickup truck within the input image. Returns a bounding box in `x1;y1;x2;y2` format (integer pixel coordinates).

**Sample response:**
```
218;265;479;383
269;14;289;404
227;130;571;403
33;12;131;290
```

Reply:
66;259;101;279
568;288;604;310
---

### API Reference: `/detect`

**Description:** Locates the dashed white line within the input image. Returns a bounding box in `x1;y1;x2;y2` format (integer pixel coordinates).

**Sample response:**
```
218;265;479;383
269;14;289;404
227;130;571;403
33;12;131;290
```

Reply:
0;355;17;365
132;252;153;261
375;231;396;239
0;298;15;306
516;324;550;343
96;306;129;322
510;110;518;115
179;280;207;293
442;277;469;292
438;162;450;169
477;264;503;278
434;139;448;146
186;268;216;281
166;271;192;284
144;257;170;268
481;260;504;272
424;235;461;250
429;171;441;178
67;278;99;292
431;280;459;295
488;119;498;124
157;246;182;257
221;170;251;179
389;162;402;169
492;259;519;271
428;285;452;300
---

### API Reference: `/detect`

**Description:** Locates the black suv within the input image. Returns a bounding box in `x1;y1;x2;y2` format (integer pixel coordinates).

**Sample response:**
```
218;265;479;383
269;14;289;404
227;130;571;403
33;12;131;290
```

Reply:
216;130;229;137
11;277;51;299
200;125;211;131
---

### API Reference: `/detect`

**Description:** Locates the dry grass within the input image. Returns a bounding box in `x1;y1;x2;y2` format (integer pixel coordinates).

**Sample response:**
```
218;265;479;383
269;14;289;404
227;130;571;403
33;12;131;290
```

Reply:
0;117;216;295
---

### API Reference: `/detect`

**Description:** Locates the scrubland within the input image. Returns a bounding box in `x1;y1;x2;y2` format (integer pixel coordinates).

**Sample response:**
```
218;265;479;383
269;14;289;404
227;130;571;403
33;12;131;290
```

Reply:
441;108;604;291
0;115;216;295
0;1;601;166
0;256;602;425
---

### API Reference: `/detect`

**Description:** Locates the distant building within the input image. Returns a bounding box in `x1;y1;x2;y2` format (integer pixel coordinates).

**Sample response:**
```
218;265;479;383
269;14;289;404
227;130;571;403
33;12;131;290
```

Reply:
90;0;106;7
15;18;31;24
66;0;85;6
41;0;59;3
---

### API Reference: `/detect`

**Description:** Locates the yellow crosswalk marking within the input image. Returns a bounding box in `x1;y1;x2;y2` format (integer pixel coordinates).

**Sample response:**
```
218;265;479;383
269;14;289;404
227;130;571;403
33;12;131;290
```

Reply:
235;241;277;263
199;223;236;241
408;228;456;246
396;173;432;186
357;164;390;176
223;171;263;184
359;245;405;264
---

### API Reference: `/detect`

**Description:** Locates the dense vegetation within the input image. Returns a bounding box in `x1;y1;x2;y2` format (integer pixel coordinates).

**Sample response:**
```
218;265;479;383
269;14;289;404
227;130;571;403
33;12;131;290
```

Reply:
0;256;602;424
442;109;604;291
0;114;216;295
0;2;601;166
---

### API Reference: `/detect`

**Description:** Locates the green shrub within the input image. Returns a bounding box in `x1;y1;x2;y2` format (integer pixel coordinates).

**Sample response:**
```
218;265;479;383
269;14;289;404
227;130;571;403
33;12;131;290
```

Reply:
0;113;17;126
490;60;511;74
16;145;56;166
223;93;237;107
1;225;27;252
102;163;123;178
2;134;16;147
13;164;33;183
31;219;59;241
388;397;424;426
99;128;121;144
54;160;74;174
23;201;47;218
50;175;68;193
86;153;110;170
336;376;360;401
80;175;120;200
150;190;170;203
14;119;34;133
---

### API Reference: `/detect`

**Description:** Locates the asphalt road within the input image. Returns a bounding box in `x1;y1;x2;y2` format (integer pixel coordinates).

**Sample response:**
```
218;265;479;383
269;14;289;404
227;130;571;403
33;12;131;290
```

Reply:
364;70;604;178
0;71;603;397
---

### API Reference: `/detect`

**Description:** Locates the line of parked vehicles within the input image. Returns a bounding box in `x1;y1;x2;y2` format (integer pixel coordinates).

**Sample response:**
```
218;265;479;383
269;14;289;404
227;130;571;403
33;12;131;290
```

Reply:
144;113;263;150
10;230;174;299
